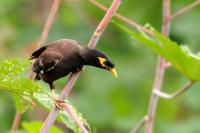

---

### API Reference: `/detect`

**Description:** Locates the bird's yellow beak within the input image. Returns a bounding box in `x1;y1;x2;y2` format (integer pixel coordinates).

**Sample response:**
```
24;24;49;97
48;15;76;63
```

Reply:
110;68;117;78
98;57;117;78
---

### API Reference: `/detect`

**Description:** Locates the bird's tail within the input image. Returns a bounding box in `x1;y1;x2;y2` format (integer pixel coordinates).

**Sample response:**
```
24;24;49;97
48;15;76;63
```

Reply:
34;73;41;80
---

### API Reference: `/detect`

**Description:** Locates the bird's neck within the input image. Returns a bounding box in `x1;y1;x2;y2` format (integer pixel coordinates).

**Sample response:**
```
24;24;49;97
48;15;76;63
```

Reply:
82;47;100;67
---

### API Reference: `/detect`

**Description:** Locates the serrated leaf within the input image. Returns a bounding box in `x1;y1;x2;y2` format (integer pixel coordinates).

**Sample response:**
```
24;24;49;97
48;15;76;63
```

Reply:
0;59;42;113
34;92;90;132
115;22;200;81
22;121;63;133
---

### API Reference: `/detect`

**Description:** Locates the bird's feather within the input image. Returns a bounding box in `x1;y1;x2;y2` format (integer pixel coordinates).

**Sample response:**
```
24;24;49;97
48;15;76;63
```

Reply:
34;73;41;80
29;46;47;59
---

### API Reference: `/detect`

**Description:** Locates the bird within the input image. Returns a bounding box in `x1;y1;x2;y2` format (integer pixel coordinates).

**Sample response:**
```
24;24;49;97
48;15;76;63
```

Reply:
30;39;117;108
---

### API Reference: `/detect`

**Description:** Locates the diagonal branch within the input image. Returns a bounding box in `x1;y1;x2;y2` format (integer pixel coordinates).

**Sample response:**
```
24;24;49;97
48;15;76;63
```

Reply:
153;81;194;99
170;0;200;21
11;0;61;133
130;116;148;133
11;112;22;133
61;103;88;133
89;0;153;36
40;0;121;132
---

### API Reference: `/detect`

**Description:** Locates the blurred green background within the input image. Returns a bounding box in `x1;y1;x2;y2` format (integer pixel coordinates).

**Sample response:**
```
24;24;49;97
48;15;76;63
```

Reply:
1;0;200;132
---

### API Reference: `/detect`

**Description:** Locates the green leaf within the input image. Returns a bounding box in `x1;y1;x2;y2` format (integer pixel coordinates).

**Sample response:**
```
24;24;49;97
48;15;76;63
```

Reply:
0;59;30;76
0;59;90;131
22;121;63;133
34;92;90;132
0;59;42;113
115;22;200;81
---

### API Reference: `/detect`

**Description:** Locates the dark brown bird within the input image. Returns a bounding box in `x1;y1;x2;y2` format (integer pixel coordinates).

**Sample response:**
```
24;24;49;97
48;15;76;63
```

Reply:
30;39;117;108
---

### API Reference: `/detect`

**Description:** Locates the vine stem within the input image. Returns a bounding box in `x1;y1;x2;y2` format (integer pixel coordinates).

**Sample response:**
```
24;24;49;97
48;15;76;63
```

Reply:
153;81;194;99
130;116;148;133
11;0;60;132
40;0;121;132
145;58;166;133
11;112;22;133
170;0;200;21
89;0;153;36
62;103;88;133
36;0;61;49
145;0;170;133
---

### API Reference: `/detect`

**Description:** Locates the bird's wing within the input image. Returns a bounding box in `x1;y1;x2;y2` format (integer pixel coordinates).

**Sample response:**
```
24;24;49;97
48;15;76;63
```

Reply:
44;58;59;73
38;56;60;74
29;46;47;59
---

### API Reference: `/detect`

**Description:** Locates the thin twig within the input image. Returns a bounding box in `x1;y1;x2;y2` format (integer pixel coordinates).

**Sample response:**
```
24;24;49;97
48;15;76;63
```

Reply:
153;81;194;99
89;0;153;36
61;103;88;133
131;0;200;132
40;0;121;132
145;58;166;133
145;0;171;133
36;0;61;49
170;0;200;21
130;116;148;133
11;112;22;133
10;0;60;132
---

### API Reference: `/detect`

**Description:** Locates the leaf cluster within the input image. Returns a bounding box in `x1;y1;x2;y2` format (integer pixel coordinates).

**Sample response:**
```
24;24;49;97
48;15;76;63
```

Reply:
115;22;200;81
0;59;90;132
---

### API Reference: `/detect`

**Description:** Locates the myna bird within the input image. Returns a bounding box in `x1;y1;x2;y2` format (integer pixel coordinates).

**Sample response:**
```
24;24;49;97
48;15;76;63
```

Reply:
30;39;117;108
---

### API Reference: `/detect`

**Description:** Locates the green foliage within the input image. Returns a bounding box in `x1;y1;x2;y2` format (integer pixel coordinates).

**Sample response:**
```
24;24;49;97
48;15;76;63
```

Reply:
115;22;200;81
34;92;90;132
0;59;90;132
0;59;42;112
0;59;30;75
1;0;200;132
22;121;63;133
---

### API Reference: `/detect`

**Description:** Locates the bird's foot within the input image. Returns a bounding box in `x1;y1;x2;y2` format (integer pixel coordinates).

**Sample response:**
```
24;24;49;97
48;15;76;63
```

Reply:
50;88;66;109
51;97;66;110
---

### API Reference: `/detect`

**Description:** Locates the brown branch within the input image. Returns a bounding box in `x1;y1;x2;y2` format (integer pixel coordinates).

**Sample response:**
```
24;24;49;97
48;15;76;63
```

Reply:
40;0;121;132
89;0;153;36
145;58;166;133
170;0;200;21
11;112;22;133
11;0;60;132
145;0;171;133
131;0;200;132
61;103;88;133
130;116;148;133
36;0;61;49
153;81;194;99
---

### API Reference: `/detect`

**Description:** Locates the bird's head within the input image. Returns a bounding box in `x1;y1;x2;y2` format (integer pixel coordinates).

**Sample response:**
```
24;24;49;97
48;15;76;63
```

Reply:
97;56;117;78
83;48;117;78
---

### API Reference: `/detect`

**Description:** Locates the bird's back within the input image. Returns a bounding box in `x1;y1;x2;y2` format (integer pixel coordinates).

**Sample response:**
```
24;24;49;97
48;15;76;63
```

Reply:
36;39;84;84
45;39;83;57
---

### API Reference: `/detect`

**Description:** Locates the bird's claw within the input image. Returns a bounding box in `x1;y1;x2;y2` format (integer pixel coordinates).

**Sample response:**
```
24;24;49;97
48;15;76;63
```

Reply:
51;97;66;110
